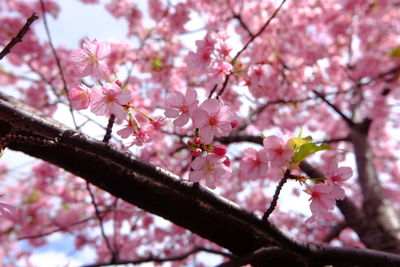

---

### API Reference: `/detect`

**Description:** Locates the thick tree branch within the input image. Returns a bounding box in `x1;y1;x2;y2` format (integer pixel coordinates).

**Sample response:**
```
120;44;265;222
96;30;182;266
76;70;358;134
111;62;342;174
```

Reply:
349;125;400;252
0;13;39;61
2;94;400;265
322;221;347;243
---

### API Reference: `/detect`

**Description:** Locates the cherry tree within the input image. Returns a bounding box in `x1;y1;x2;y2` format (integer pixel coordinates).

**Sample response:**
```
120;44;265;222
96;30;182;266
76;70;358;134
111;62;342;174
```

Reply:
1;0;400;266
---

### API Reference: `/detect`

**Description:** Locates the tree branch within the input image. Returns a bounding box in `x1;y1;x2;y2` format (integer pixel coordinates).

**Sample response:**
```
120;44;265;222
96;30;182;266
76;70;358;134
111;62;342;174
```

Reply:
313;90;355;127
262;173;289;221
81;246;233;267
215;0;287;98
2;93;400;265
0;13;39;61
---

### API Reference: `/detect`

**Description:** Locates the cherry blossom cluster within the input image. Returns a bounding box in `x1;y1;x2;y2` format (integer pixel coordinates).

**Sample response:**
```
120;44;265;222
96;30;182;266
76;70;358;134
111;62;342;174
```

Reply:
240;134;353;223
304;160;352;223
164;88;237;189
68;38;163;146
65;36;354;224
186;31;234;88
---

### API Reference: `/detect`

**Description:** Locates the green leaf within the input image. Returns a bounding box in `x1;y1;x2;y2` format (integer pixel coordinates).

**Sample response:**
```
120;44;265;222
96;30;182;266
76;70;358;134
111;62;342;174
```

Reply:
390;46;400;58
292;143;331;163
24;190;40;204
151;56;163;71
290;136;313;151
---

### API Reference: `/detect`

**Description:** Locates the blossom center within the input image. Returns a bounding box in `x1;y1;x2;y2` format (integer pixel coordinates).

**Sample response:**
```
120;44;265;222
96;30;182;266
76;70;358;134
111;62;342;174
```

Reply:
205;162;215;174
106;94;116;104
87;52;99;63
180;105;189;113
274;147;285;155
311;191;321;200
252;158;261;167
331;175;340;182
208;116;218;127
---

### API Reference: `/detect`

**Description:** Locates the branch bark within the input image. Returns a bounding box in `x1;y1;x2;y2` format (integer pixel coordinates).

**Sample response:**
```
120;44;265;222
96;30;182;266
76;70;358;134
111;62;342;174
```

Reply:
2;93;400;265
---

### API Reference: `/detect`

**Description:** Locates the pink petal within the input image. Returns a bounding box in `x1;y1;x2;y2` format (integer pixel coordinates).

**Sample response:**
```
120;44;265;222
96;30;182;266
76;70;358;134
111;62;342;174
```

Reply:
173;114;189;127
184;88;197;105
200;99;221;115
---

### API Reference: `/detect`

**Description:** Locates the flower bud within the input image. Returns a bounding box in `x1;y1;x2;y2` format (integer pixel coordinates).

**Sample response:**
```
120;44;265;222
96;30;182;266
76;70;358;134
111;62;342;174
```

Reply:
192;148;202;157
193;137;201;144
230;120;238;129
213;145;227;156
115;80;123;87
223;156;230;167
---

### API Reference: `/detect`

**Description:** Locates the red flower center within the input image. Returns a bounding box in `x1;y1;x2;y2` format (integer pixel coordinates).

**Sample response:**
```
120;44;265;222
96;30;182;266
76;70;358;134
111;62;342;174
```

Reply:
274;147;285;155
209;116;218;127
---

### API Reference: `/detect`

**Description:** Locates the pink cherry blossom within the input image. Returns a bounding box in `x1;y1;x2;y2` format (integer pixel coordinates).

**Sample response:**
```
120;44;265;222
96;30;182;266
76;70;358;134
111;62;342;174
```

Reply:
90;83;131;120
68;84;90;110
326;160;353;200
240;147;269;180
192;99;234;144
189;154;231;189
206;60;233;88
0;201;15;220
263;135;294;168
70;38;111;79
130;126;152;146
304;183;336;223
164;88;198;127
186;33;216;71
150;116;166;130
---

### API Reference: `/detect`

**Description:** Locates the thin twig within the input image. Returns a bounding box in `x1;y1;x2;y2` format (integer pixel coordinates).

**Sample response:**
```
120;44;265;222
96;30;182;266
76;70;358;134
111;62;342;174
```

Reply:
39;0;67;92
112;197;119;259
313;90;355;127
0;13;39;61
217;0;287;97
232;12;255;38
86;182;117;262
80;246;233;267
232;0;287;63
39;0;78;129
262;171;290;221
103;114;116;143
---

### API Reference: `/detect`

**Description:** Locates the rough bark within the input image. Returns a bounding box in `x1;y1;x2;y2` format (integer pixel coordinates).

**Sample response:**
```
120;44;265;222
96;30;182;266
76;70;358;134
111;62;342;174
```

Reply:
2;93;400;265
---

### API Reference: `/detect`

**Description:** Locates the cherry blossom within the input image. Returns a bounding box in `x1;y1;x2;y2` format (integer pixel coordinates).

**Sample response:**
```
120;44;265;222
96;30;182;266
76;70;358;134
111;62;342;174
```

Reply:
70;38;111;79
240;147;269;180
326;160;353;200
68;83;90;110
90;83;131;120
189;154;231;189
0;201;15;220
304;183;336;224
164;88;199;127
263;135;294;168
192;99;235;144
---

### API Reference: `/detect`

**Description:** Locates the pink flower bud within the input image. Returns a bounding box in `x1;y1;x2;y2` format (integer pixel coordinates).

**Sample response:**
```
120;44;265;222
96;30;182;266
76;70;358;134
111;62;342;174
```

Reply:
193;137;201;144
213;145;227;156
230;120;238;129
187;140;193;146
115;80;123;87
192;148;202;157
223;156;230;167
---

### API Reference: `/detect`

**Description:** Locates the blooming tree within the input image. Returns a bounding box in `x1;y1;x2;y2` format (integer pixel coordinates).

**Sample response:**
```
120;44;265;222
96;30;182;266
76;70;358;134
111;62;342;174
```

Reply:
0;0;400;266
